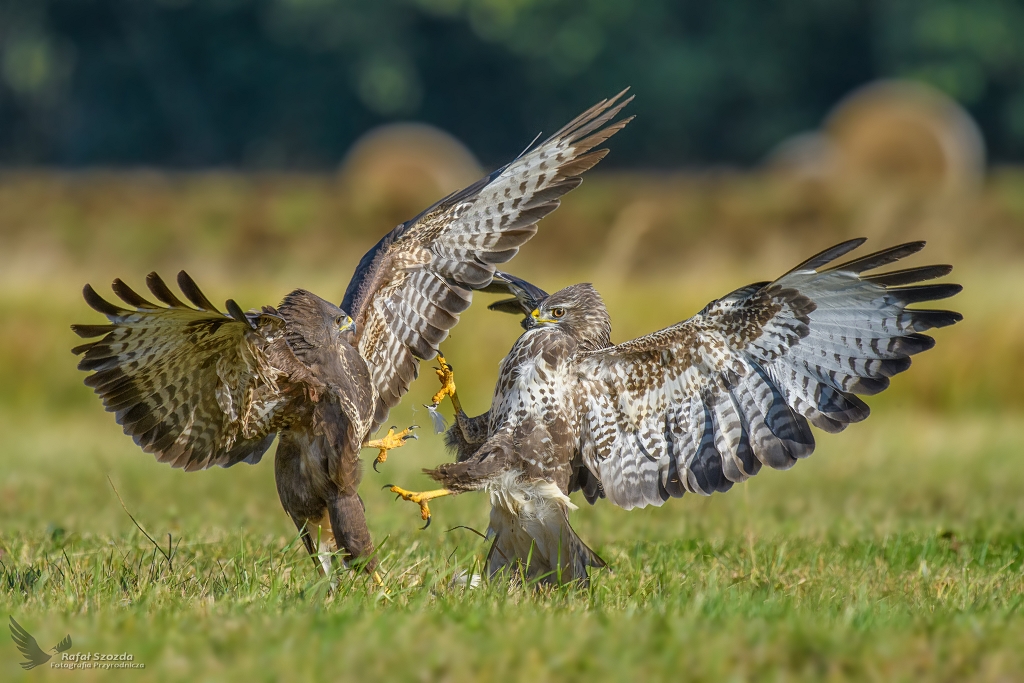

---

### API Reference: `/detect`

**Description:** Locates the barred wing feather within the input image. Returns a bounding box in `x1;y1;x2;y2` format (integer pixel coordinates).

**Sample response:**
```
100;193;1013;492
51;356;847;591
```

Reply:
72;272;300;471
576;239;961;510
343;91;633;428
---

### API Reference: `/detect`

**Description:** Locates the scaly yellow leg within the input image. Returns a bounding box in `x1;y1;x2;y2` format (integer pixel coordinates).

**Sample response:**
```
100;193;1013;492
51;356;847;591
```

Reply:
365;425;418;472
430;354;462;413
386;485;452;529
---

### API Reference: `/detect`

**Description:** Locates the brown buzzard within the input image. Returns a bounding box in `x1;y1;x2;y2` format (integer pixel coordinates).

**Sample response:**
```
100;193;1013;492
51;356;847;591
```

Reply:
391;240;962;586
73;91;633;580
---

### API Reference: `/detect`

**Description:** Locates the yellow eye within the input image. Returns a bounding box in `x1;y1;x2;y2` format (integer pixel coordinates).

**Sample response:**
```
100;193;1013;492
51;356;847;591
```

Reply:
552;307;565;318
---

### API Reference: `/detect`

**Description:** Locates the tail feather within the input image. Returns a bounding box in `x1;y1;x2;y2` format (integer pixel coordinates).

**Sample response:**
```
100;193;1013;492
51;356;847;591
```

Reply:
486;492;604;587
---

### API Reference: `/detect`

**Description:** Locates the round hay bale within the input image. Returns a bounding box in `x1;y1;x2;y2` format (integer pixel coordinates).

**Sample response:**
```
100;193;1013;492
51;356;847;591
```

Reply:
338;123;482;228
824;80;985;197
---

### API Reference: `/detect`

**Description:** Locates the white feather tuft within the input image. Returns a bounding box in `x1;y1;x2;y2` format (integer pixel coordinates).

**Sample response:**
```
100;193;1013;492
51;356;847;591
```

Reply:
427;404;449;434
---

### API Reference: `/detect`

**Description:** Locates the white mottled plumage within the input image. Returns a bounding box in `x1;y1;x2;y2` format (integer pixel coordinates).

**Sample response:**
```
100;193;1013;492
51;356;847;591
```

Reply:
431;240;961;585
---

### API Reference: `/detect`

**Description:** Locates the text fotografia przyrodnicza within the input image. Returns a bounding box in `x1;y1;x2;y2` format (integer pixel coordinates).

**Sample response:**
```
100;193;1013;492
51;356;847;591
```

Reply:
51;652;145;669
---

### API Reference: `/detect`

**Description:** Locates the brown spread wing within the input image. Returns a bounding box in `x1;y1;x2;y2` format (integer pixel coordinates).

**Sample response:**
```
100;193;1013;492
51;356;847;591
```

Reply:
73;272;312;471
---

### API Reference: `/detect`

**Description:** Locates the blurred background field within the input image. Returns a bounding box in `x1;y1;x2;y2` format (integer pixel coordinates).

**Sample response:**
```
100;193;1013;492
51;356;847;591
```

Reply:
3;1;1024;681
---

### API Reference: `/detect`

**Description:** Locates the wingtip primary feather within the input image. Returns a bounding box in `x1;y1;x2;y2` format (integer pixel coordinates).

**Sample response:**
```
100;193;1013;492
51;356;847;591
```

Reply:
827;240;927;274
783;238;868;276
71;323;115;339
112;278;158;309
176;270;221;312
225;299;254;328
83;283;128;318
541;88;634;151
146;271;187;307
889;283;963;304
863;264;953;287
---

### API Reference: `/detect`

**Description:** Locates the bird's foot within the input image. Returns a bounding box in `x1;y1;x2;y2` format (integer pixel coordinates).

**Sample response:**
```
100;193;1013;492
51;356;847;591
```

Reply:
430;354;459;410
366;425;418;472
384;486;452;530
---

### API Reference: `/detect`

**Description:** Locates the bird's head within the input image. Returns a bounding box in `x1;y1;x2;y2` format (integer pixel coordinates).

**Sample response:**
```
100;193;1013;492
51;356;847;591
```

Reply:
277;289;355;351
530;283;611;350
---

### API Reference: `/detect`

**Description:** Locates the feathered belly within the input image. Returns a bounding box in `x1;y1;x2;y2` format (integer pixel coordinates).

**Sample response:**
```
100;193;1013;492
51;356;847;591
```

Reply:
484;469;603;586
486;469;577;519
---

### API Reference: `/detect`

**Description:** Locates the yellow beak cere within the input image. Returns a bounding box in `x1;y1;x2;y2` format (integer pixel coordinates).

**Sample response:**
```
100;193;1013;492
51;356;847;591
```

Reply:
531;309;557;324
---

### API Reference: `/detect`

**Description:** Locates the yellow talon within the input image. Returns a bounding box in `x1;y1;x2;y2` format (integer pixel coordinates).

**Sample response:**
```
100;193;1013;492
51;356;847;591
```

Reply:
431;354;461;412
366;426;418;472
387;486;453;529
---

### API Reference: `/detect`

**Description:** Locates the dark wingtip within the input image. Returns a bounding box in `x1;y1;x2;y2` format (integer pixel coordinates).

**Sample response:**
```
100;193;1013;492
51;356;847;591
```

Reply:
70;341;93;355
891;283;963;304
784;238;868;276
146;272;186;307
111;278;157;309
910;309;963;330
487;298;529;315
70;323;114;339
83;283;127;317
176;271;220;312
830;240;928;274
225;299;253;328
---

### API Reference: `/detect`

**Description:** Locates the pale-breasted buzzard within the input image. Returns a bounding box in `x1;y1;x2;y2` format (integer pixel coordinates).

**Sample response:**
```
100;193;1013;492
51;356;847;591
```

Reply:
391;240;962;585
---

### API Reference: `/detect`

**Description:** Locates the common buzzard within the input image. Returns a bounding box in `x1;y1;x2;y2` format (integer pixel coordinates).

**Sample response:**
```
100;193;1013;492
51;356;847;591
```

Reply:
73;91;632;580
391;239;962;585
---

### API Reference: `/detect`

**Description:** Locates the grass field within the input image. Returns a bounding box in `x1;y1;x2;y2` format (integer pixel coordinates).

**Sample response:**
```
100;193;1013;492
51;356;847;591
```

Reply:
2;171;1023;681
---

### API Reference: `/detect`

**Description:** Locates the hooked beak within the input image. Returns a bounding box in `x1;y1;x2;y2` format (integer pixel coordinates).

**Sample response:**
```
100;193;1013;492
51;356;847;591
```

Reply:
339;315;356;334
531;308;557;325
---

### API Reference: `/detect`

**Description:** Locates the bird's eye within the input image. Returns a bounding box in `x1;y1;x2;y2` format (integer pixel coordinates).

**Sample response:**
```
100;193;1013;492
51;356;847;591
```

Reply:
552;307;565;318
335;316;345;327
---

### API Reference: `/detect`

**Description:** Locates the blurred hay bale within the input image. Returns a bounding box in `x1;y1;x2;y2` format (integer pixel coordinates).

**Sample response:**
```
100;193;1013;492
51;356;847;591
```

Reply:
826;80;985;198
595;199;660;289
767;80;986;259
337;123;482;231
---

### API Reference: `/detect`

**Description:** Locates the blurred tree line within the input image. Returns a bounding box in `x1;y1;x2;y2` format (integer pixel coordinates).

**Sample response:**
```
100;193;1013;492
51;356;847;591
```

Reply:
1;0;1022;168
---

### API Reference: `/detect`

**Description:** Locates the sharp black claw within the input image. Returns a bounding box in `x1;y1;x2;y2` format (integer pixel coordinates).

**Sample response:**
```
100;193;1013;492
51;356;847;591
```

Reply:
421;516;432;530
382;483;395;491
404;434;419;442
373;460;382;473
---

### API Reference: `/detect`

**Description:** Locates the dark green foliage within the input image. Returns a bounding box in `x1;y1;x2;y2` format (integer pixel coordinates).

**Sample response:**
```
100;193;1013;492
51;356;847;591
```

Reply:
2;0;1024;166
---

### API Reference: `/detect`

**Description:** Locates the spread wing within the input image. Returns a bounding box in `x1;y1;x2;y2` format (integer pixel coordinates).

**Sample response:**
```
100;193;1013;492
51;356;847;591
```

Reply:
73;272;312;471
9;617;50;669
575;239;962;510
341;91;633;428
